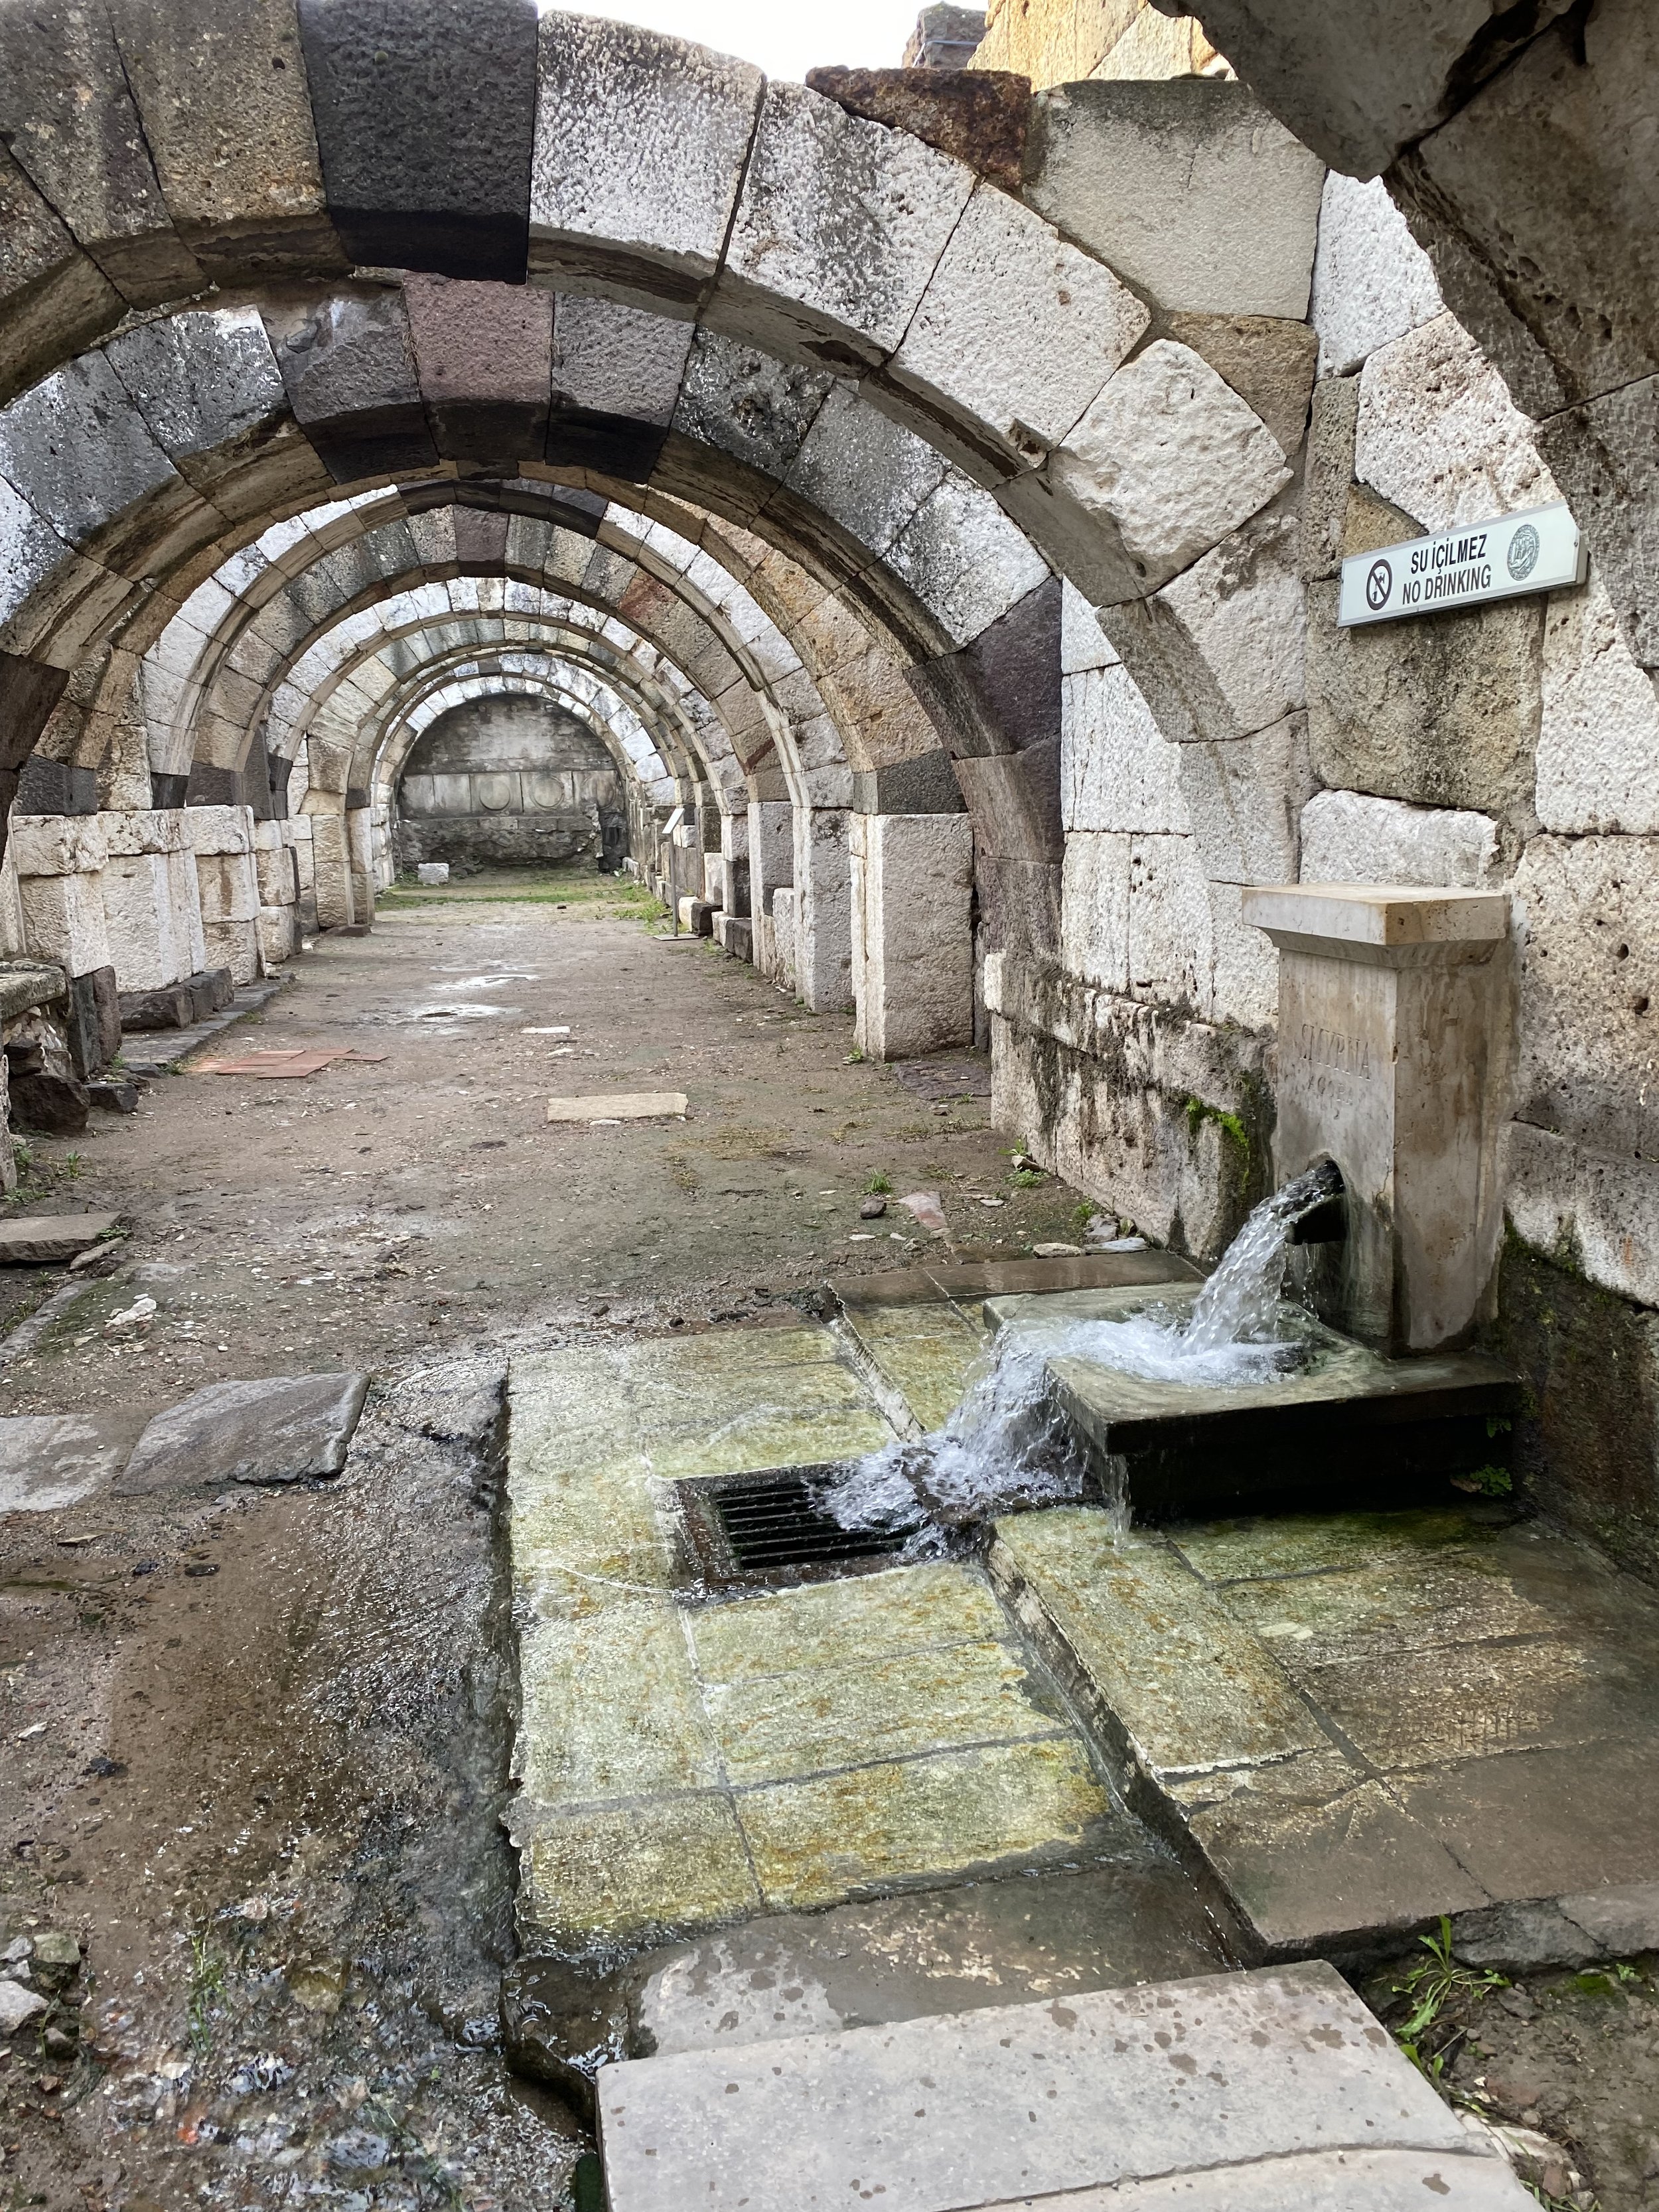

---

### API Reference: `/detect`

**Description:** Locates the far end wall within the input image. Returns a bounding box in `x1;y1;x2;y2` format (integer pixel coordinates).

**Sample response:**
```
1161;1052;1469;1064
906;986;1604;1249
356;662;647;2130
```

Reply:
394;696;626;874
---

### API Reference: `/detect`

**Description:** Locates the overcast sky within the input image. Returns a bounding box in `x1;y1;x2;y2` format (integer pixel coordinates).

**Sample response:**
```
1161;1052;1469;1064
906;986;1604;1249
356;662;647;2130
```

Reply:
541;0;931;82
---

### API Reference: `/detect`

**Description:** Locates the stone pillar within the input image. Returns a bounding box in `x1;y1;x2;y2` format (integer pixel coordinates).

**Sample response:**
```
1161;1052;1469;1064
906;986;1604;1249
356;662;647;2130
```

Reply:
347;807;376;927
851;813;975;1060
748;799;793;980
291;816;317;932
184;804;262;982
1243;884;1512;1355
771;887;799;997
303;737;356;930
11;816;112;978
100;810;206;990
794;807;853;1013
253;819;299;969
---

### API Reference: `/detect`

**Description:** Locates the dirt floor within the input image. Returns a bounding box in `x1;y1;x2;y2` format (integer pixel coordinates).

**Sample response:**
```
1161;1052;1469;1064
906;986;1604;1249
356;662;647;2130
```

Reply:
3;868;1656;2212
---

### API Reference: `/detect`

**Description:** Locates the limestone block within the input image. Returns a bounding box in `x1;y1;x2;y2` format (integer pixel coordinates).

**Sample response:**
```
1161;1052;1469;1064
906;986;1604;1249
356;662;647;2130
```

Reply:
1021;80;1325;321
1050;344;1291;597
770;885;798;995
298;0;536;280
1300;791;1503;889
107;0;340;281
1158;0;1581;177
200;916;261;986
256;905;297;969
194;851;259;926
553;296;694;429
0;0;204;308
0;348;180;558
1128;833;1212;1015
0;846;25;960
102;845;204;990
1537;577;1659;836
1209;881;1281;1032
9;814;108;878
18;868;109;976
1536;374;1659;676
253;830;299;909
885;474;1051;651
1060;579;1116;677
1355;313;1557;535
671;330;833;492
531;17;762;305
781;381;946;567
265;289;437;480
104;306;291;492
850;812;973;1059
1061;664;1185;838
1178;715;1311;887
99;804;192;861
1058;830;1129;994
1305;578;1542;818
887;183;1149;469
403;274;551;461
1165;313;1320;462
1301;375;1360;583
794;808;853;1015
309;810;355;929
1503;1121;1659;1312
1513;834;1659;1159
717;82;973;368
182;803;254;857
1103;511;1305;750
1311;173;1443;380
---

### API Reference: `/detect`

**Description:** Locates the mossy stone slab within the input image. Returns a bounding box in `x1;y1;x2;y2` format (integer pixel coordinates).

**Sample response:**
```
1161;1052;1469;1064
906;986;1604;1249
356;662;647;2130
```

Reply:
739;1738;1114;1911
1168;1506;1512;1585
705;1640;1063;1785
687;1563;1007;1684
838;1297;985;1432
991;1509;1325;1777
518;1793;760;1952
518;1599;719;1808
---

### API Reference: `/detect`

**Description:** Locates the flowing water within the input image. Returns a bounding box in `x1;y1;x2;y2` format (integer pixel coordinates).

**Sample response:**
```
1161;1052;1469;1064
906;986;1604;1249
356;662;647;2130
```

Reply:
817;1164;1342;1553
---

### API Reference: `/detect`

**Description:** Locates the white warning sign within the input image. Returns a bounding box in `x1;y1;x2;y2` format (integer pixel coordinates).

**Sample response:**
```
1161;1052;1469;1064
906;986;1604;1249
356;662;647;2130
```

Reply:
1337;500;1585;627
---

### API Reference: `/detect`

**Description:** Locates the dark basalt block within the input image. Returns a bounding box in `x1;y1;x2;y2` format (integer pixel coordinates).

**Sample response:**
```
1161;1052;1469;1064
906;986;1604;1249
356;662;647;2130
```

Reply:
299;0;538;282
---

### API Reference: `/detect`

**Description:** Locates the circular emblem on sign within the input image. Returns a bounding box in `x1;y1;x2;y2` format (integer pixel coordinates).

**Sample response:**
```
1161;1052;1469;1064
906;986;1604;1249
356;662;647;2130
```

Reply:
1365;557;1393;611
1507;522;1541;581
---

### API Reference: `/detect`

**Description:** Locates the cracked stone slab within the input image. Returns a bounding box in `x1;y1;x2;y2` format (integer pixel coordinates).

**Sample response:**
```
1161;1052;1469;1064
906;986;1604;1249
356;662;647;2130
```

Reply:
114;1372;370;1493
0;1408;149;1511
597;1960;1529;2211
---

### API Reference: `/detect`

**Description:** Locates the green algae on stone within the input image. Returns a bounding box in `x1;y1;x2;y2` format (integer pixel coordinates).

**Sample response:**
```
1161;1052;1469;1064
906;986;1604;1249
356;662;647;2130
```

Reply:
703;1639;1062;1785
520;1793;760;1951
991;1509;1325;1775
518;1599;719;1808
687;1563;1008;1685
839;1298;986;1432
1167;1506;1510;1586
739;1737;1114;1911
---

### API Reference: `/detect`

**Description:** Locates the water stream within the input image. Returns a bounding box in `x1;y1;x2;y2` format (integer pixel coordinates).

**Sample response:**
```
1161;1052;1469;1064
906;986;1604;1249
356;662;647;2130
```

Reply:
816;1164;1342;1554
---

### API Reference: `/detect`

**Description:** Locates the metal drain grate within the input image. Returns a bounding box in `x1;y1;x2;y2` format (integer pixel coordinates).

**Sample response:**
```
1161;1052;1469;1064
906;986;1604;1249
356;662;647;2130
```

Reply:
714;1473;907;1571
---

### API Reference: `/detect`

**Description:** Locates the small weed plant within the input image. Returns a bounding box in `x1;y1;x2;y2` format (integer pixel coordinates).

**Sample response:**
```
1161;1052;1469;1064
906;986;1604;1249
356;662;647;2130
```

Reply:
1390;1917;1506;2085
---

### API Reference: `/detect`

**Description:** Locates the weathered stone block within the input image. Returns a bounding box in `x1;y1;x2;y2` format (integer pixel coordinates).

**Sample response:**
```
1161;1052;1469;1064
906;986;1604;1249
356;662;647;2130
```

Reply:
717;82;973;368
1300;374;1359;583
117;1372;370;1491
17;867;108;974
298;0;537;280
200;915;261;984
671;331;832;491
1300;790;1502;888
104;307;292;496
0;0;204;308
403;274;551;463
181;803;253;857
849;811;974;1059
1164;313;1319;462
1161;0;1581;178
266;288;438;481
1058;829;1129;993
108;0;343;281
1355;311;1557;536
0;349;180;563
1305;578;1542;818
66;962;120;1077
1310;172;1443;381
887;475;1052;652
1050;343;1291;599
194;851;259;925
1512;834;1659;1159
0;1211;118;1265
530;17;762;307
887;183;1148;473
9;812;107;877
1178;715;1311;887
1021;78;1325;321
804;66;1028;190
1536;577;1659;836
102;848;202;991
1060;663;1185;838
1536;373;1659;675
1102;508;1305;748
553;295;693;432
0;143;124;412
